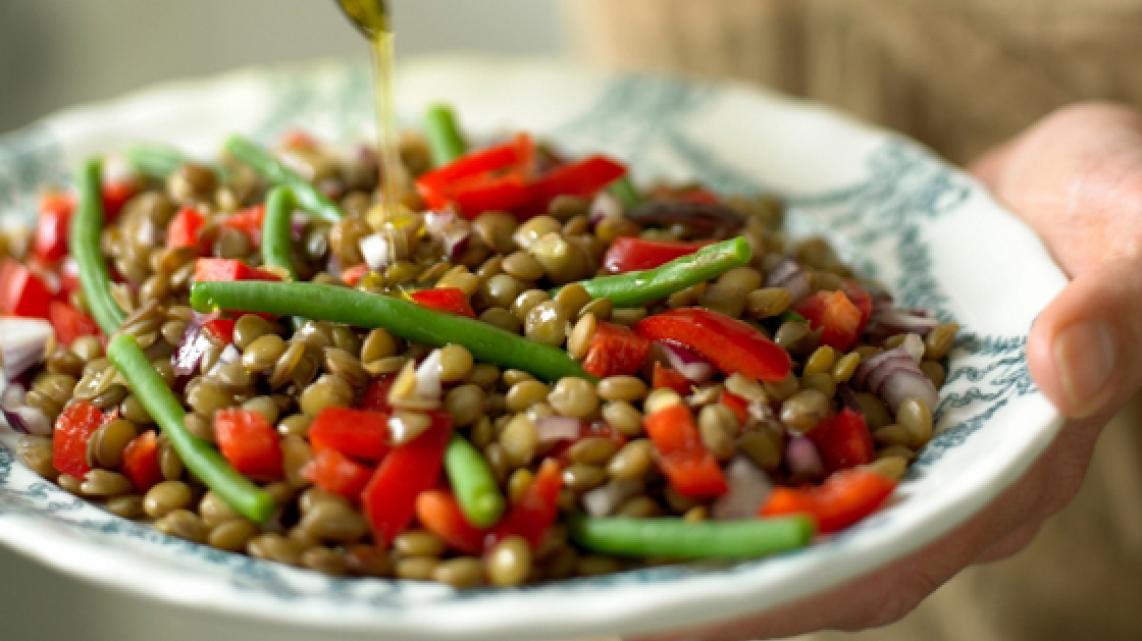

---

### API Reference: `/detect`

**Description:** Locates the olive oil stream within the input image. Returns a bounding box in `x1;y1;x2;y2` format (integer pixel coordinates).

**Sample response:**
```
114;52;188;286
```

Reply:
337;0;405;224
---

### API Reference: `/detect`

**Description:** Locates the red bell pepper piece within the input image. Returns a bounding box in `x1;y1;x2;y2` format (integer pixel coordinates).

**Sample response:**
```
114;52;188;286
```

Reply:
221;205;267;245
34;192;74;262
193;258;281;283
101;180;137;222
303;448;374;501
408;287;476;318
416;135;535;216
643;403;727;499
651;361;691;395
49;301;100;345
415;489;488;554
795;289;864;351
201;318;237;344
0;259;52;319
490;458;563;549
361;410;452;546
359;375;395;412
52;401;105;478
58;257;81;301
166;206;206;251
760;467;897;534
121;430;162;493
806;408;875;474
280;128;318;151
308;407;392;462
340;263;370;287
582;321;651;378
719;389;750;426
524;155;626;213
635;308;791;383
214;408;283;481
601;237;710;274
842;279;874;329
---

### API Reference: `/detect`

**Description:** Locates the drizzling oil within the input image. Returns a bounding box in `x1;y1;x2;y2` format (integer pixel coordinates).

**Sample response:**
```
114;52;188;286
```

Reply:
336;0;406;225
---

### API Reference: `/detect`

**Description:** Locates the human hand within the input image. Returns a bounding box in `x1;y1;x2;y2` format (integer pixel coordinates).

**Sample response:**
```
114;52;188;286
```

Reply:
628;102;1142;641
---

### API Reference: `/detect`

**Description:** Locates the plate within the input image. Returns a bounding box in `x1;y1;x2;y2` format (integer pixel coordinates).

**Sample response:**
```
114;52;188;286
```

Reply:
0;57;1066;640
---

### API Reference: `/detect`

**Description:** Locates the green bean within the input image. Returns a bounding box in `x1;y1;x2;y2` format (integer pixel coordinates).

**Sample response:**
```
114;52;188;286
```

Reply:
606;176;643;209
569;514;815;559
224;135;344;222
424;104;467;167
107;334;275;524
70;158;125;334
262;185;299;279
125;143;229;182
444;434;505;528
565;236;752;307
190;281;591;382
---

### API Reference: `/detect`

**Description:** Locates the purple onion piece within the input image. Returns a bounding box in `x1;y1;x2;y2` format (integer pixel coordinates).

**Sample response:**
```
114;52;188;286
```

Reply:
424;210;473;262
536;416;582;446
1;383;51;435
625;200;744;237
414;349;444;400
172;312;217;377
656;341;715;383
0;318;53;383
853;347;938;413
786;436;824;480
588;192;623;227
712;457;772;520
765;258;811;303
582;478;644;517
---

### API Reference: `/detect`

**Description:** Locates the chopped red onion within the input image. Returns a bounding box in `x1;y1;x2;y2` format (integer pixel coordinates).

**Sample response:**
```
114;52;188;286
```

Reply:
866;301;938;341
424;210;473;261
172;312;217;377
765;258;811;302
582;478;644;517
853;347;938;413
786;436;824;479
712;457;772;520
0;318;52;382
536;416;582;446
900;334;926;363
1;382;51;435
656;341;715;383
588;192;623;226
359;232;392;270
206;344;242;377
626;200;743;237
414;349;444;400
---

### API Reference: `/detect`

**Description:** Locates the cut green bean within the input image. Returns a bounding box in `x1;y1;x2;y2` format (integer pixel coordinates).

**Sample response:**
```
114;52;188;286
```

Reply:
107;334;275;523
424;104;468;167
190;281;591;382
569;514;815;559
70;158;125;335
444;434;505;528
125;143;229;182
262;185;299;280
606;175;643;209
224;135;344;222
565;236;752;307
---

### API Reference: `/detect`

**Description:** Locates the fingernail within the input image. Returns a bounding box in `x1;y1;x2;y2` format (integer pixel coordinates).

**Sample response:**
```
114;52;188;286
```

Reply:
1054;320;1116;416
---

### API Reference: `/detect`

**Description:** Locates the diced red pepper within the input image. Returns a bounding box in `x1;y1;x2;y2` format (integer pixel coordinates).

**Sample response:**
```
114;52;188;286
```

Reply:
408;287;476;318
0;259;52;319
221;205;266;245
34;192;74;262
166;206;206;251
201;318;237;345
51;401;105;478
490;458;563;549
651;361;691;395
121;430;162;493
361;410;452;546
308;408;391;462
49;301;99;345
101;180;137;222
359;375;395;413
643;403;727;498
280;128;318;151
214;408;283;481
601;237;710;274
58;257;81;300
340;263;370;287
719;390;750;426
582;322;651;378
635;308;791;382
523;155;626;215
303;448;374;501
806;408;874;474
415;489;488;554
416;135;535;216
760;467;897;534
193;258;281;283
795;289;864;351
842;279;874;330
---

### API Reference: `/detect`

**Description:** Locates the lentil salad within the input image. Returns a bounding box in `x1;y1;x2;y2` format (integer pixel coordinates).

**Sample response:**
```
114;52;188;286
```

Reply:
0;107;957;587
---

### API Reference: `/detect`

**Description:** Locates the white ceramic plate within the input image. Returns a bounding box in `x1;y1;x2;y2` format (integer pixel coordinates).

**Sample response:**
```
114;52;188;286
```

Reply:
0;57;1066;640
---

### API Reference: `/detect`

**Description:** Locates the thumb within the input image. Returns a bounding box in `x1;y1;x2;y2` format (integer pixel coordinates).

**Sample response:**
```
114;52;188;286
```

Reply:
1028;260;1142;418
